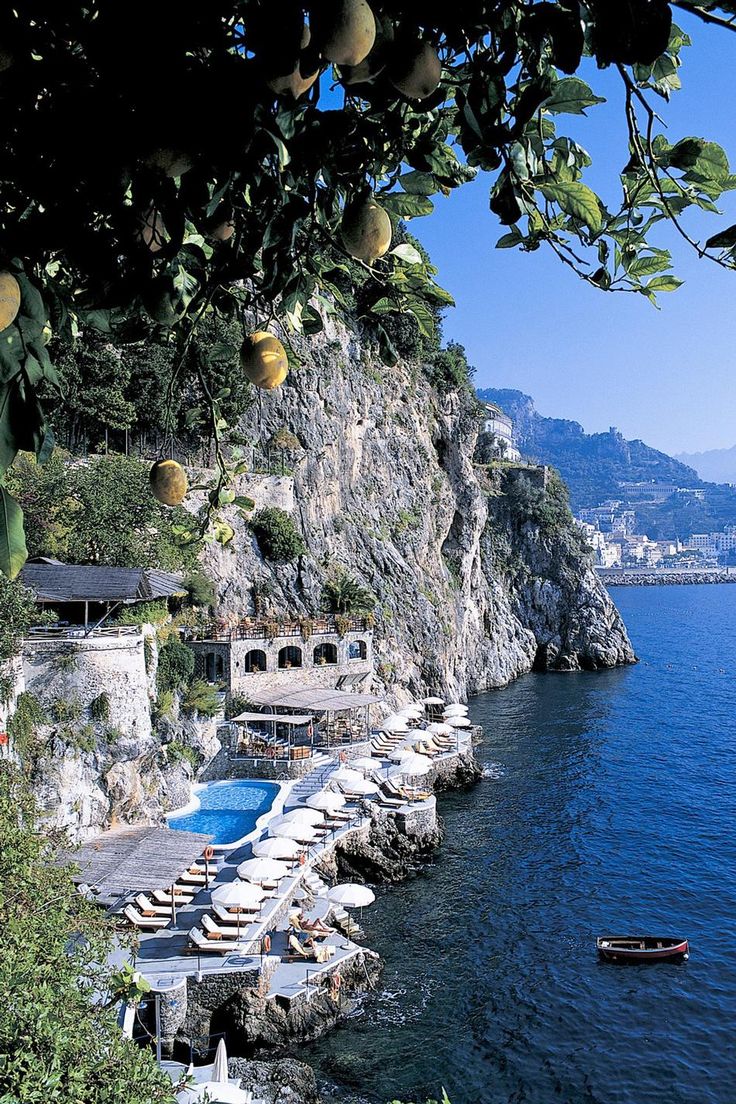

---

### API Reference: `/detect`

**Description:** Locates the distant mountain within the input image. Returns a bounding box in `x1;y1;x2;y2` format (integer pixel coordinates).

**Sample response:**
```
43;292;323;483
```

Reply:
674;445;736;485
477;387;736;540
477;388;700;510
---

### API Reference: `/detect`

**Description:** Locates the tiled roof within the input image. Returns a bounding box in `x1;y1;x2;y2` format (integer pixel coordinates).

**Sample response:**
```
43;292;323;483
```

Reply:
19;562;186;604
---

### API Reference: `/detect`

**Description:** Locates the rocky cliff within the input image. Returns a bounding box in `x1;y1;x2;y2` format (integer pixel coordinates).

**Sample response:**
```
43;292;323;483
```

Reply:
202;318;635;699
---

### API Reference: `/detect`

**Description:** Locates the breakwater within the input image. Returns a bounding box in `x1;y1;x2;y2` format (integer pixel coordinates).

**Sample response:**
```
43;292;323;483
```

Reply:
599;569;736;586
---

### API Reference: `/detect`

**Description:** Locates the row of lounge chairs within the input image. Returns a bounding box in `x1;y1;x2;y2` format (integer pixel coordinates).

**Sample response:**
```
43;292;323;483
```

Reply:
122;856;222;931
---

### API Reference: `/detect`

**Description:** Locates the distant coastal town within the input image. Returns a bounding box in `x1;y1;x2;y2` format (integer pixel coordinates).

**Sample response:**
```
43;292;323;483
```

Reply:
574;503;736;571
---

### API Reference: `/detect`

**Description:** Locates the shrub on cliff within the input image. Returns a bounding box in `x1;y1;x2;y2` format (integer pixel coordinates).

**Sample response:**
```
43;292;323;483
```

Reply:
0;575;39;664
322;568;376;614
0;764;177;1103
181;679;222;718
423;342;475;395
156;638;195;694
250;508;306;564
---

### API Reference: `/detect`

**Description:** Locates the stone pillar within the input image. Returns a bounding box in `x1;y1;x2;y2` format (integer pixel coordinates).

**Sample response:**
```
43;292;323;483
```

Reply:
157;978;188;1057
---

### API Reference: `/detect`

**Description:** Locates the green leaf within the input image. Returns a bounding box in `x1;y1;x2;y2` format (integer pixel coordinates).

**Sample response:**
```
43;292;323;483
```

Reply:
380;193;434;219
538;182;602;233
626;252;671;278
0;487;27;578
390;243;423;265
399;171;438;196
543;78;606;116
496;228;523;249
646;275;684;292
706;224;736;250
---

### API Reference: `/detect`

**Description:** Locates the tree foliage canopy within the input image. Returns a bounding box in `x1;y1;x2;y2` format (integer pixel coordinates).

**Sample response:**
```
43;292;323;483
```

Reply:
0;764;177;1104
2;0;736;573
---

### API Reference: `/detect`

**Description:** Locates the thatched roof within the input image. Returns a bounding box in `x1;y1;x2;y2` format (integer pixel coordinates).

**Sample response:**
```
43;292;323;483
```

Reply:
63;825;214;898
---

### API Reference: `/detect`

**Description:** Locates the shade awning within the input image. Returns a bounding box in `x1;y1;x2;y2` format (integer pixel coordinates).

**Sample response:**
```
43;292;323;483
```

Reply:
62;825;214;898
231;712;314;725
243;683;382;712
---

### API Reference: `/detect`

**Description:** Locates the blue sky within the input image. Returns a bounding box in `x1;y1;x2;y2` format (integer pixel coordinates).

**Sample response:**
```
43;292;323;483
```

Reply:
408;12;736;456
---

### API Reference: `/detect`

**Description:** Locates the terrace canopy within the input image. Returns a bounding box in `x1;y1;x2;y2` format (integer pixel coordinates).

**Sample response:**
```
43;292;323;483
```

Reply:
62;825;213;901
236;684;383;749
230;712;315;760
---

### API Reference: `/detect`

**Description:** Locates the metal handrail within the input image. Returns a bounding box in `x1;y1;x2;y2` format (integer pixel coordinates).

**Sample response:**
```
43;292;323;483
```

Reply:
188;615;369;643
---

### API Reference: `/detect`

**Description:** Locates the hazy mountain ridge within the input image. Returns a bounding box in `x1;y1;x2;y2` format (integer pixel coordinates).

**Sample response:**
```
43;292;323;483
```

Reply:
477;388;701;510
674;445;736;485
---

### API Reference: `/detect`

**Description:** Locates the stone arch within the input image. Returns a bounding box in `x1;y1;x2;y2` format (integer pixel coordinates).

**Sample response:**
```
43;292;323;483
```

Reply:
313;642;338;666
348;639;367;661
244;648;267;673
278;645;302;669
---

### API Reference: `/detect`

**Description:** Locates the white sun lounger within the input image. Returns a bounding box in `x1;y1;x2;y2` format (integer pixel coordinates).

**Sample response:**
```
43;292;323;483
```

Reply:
123;904;169;930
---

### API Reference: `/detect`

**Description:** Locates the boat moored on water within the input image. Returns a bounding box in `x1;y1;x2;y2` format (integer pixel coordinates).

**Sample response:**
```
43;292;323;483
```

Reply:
597;936;690;962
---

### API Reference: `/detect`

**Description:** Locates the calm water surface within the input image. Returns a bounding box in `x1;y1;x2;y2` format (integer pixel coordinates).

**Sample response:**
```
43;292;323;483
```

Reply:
305;585;736;1104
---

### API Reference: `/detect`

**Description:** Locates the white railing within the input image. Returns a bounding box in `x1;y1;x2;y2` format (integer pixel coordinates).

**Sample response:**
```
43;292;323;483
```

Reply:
25;624;142;642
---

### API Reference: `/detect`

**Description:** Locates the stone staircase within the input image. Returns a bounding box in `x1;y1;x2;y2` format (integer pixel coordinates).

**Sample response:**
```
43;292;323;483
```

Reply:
285;754;334;809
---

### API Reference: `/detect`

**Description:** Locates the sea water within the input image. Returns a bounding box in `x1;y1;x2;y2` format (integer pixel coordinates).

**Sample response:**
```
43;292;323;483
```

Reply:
305;585;736;1104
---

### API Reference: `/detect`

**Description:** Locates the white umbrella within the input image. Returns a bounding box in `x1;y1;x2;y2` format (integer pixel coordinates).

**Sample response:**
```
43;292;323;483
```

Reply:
350;757;381;773
327;883;376;908
281;806;325;825
427;722;454;735
339;776;379;795
388;745;415;762
270;820;318;842
210;881;265;909
237;857;289;882
422;696;445;705
307;790;346;811
212;1039;228;1083
330;766;364;784
398;705;423;716
252;836;302;860
380;715;409;733
443;703;468;716
393;752;432;776
447;715;471;728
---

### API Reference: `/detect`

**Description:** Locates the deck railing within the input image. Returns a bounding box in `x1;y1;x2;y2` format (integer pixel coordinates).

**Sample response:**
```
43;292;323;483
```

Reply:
189;615;370;643
25;624;142;642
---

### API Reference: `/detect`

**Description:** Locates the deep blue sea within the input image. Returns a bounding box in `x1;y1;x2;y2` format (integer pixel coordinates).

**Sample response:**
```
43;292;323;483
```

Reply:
306;585;736;1104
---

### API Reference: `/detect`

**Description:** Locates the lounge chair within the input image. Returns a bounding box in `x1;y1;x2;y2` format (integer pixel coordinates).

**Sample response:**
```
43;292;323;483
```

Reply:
187;862;219;877
152;887;194;906
202;914;253;940
284;933;316;960
188;927;248;954
134;893;174;917
213;902;261;924
177;870;209;886
123;904;169;930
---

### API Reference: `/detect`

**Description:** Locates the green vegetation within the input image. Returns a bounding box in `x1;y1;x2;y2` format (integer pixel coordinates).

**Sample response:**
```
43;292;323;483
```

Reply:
424;342;476;396
224;693;252;721
156;639;195;695
250;508;306;564
182;571;215;610
1;4;735;574
7;692;47;760
0;575;41;663
181;679;221;718
165;741;200;770
115;600;170;627
7;452;197;572
50;697;83;725
322;568;376;615
0;763;177;1103
89;693;110;723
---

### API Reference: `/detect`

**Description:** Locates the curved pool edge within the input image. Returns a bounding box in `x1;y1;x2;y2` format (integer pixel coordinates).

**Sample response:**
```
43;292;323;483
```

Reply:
166;777;294;853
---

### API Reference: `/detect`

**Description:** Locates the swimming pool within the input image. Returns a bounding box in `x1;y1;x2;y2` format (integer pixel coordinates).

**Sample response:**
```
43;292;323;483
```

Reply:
167;780;280;848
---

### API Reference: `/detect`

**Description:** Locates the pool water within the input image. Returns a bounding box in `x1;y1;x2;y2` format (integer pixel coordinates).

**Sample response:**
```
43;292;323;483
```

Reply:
167;780;279;846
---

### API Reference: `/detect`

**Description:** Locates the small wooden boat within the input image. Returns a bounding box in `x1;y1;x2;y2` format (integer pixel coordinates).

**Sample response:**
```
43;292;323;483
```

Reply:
597;936;689;962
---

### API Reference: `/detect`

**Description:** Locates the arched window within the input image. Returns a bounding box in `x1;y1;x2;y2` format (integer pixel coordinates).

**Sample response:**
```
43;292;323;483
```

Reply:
205;652;224;682
313;642;338;666
348;640;367;661
244;649;267;673
278;645;302;669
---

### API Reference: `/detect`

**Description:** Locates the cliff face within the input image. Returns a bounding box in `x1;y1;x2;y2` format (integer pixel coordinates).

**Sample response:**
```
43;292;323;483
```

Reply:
202;319;635;700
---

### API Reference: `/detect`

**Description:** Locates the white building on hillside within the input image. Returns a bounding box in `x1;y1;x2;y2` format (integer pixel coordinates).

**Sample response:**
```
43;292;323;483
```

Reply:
481;403;521;462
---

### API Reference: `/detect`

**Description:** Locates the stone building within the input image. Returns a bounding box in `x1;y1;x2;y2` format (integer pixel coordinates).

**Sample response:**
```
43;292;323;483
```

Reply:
479;402;521;462
185;615;373;696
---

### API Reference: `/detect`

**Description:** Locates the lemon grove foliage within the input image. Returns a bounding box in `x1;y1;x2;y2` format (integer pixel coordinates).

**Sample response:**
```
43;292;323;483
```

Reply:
2;1;736;576
0;764;178;1104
